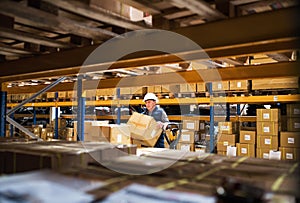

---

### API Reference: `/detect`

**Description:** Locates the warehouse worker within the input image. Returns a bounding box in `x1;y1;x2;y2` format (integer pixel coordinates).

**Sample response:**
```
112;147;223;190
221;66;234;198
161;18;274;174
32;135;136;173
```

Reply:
142;93;169;148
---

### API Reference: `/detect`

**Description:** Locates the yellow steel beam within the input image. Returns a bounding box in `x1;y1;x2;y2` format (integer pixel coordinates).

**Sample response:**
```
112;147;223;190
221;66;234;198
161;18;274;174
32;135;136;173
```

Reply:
60;114;257;122
7;94;300;108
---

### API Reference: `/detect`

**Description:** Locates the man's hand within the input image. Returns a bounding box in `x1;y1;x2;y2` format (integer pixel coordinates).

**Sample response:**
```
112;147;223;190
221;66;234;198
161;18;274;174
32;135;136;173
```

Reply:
156;121;168;130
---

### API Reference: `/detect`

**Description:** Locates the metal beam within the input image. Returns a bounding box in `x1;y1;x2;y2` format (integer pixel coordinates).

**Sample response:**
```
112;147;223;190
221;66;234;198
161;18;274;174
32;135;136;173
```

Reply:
7;77;66;115
3;61;300;93
6;94;300;107
6;116;40;140
0;91;7;137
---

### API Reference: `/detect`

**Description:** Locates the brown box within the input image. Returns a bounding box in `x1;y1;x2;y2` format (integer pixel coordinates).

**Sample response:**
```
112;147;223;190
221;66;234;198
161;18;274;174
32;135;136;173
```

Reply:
287;118;300;132
120;87;131;95
256;109;280;122
162;84;180;93
131;87;145;95
179;83;196;93
212;81;229;91
218;133;238;143
217;151;227;155
229;80;249;91
176;142;195;151
280;132;300;148
66;91;76;99
239;130;256;144
0;142;108;173
96;88;115;96
109;124;131;145
127;112;162;147
236;143;255;157
256;121;279;136
58;91;67;98
182;119;200;131
257;135;278;150
252;77;299;90
148;85;162;93
279;147;300;161
197;82;206;92
180;130;195;143
217;134;237;151
74;121;110;142
287;104;300;117
46;92;55;99
218;122;237;134
256;148;271;159
217;142;235;152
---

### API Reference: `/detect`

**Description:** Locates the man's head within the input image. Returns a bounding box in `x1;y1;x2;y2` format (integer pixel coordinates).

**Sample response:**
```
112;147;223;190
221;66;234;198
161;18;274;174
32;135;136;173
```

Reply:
143;93;158;112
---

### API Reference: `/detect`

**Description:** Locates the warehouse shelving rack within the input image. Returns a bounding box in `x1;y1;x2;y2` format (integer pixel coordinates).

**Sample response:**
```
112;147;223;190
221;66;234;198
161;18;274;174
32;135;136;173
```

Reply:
3;85;300;153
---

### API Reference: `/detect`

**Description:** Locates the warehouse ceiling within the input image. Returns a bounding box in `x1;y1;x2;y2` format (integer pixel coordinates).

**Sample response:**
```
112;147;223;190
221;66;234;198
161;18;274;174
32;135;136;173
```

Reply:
0;0;299;89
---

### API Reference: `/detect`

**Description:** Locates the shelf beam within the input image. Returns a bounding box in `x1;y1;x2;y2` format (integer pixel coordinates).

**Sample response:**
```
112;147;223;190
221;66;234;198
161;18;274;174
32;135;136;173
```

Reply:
3;61;300;93
7;94;300;108
59;114;257;122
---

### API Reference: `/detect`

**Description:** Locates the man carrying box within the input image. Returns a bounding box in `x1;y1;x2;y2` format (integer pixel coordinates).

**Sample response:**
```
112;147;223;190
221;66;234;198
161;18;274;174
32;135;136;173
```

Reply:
142;93;169;148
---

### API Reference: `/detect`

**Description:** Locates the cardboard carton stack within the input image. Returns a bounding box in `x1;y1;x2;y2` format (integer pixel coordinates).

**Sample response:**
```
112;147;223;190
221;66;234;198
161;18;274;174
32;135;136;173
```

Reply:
74;120;110;142
194;121;207;153
256;109;280;159
236;130;256;157
217;122;238;155
176;119;201;151
279;104;300;161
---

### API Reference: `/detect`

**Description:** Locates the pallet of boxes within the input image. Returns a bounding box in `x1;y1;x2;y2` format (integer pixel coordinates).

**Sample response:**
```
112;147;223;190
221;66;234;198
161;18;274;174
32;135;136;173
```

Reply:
279;104;300;161
256;108;281;160
217;122;238;156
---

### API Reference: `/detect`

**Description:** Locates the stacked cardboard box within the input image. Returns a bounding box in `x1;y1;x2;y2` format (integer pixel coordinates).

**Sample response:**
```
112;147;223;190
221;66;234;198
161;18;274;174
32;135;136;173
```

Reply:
286;104;300;132
217;122;238;155
103;124;132;145
279;132;300;161
256;109;280;159
31;124;54;140
74;121;110;142
236;130;256;157
279;104;300;161
194;121;208;153
176;119;201;151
